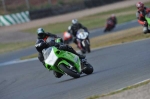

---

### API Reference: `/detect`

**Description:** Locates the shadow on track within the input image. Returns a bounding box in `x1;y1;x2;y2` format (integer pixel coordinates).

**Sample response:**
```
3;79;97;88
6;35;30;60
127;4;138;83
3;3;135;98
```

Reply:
55;74;93;84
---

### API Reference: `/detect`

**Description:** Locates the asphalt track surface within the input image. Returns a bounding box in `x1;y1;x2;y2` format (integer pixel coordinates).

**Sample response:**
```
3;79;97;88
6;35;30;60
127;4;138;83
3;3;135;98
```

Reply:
1;21;150;99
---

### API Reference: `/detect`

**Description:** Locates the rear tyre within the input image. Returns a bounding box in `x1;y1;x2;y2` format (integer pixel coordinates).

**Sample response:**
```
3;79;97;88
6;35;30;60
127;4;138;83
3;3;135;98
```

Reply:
59;64;80;78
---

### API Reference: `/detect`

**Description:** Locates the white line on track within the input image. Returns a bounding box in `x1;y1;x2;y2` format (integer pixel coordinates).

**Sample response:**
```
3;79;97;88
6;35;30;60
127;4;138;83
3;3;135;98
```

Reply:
0;58;38;67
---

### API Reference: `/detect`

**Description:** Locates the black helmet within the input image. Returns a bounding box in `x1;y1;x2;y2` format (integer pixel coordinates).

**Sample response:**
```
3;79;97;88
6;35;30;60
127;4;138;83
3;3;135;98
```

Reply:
37;28;46;39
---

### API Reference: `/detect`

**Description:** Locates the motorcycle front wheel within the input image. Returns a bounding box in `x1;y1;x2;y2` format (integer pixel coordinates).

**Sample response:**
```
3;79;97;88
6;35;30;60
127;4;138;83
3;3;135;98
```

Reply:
84;40;91;53
59;64;80;78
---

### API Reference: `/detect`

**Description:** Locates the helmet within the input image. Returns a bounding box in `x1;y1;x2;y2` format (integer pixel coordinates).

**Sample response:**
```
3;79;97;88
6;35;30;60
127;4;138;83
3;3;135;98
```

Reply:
136;2;144;11
111;14;115;17
111;14;115;19
37;28;46;39
37;28;45;34
72;19;78;24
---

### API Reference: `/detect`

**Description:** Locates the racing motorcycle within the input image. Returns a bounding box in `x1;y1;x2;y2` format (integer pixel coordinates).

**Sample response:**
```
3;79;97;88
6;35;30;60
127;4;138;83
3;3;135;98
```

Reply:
145;12;150;26
76;29;91;54
42;37;93;78
63;31;72;44
103;20;115;32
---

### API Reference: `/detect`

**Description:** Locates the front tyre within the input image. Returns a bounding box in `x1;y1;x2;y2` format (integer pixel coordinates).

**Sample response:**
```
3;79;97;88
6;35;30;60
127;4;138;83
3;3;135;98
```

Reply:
84;40;91;53
59;64;80;78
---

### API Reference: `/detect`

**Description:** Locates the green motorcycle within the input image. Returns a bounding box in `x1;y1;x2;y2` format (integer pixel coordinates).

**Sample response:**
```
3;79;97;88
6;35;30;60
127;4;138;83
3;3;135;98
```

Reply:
145;12;150;26
42;38;93;78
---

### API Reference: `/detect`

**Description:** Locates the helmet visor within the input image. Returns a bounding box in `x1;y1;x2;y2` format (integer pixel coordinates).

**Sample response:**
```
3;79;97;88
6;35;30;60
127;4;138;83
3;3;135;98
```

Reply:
137;7;144;11
38;33;46;39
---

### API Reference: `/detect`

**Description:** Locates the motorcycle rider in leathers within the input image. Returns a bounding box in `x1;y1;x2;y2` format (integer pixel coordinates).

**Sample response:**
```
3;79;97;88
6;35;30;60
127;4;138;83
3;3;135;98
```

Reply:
68;19;90;45
136;2;150;34
104;14;117;32
35;28;86;78
107;14;117;29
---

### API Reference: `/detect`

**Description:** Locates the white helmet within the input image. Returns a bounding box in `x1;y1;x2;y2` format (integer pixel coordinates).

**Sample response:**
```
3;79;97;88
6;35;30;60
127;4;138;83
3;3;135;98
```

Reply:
72;19;78;24
111;14;115;17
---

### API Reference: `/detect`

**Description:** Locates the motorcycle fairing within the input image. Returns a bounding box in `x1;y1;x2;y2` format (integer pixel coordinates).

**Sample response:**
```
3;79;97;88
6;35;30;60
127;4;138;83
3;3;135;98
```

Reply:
43;47;82;73
145;13;150;26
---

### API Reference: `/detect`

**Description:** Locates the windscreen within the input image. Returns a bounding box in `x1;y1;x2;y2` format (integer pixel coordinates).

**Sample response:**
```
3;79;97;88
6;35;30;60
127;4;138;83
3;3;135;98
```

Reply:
42;47;52;60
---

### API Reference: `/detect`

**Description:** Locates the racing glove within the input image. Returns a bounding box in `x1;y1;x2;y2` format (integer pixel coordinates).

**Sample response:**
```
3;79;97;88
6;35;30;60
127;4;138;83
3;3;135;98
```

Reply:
59;45;67;50
144;21;148;26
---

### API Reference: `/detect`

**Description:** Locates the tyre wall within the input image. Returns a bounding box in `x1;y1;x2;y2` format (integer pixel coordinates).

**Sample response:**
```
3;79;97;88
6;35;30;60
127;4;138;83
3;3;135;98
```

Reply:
29;0;123;20
0;11;30;26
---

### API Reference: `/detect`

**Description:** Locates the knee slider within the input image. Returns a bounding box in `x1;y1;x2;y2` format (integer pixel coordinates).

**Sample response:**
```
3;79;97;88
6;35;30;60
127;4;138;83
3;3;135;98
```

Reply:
143;27;148;34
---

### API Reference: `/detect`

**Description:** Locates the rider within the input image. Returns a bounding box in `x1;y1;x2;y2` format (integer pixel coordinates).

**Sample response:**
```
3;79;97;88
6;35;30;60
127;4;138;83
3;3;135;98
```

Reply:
63;26;73;44
106;14;117;28
68;19;89;45
136;2;150;34
35;28;86;78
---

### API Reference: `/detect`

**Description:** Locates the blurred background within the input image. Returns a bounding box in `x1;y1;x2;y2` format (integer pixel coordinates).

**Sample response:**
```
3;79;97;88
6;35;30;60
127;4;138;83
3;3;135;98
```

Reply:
0;0;122;20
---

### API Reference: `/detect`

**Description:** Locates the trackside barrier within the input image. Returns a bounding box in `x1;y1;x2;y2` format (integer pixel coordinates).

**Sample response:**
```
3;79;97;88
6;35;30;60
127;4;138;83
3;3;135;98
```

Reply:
0;11;30;26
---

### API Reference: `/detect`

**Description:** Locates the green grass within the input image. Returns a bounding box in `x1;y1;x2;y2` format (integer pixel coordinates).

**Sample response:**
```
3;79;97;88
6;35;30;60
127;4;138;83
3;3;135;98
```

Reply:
80;14;136;29
0;42;35;54
24;21;71;34
24;13;136;34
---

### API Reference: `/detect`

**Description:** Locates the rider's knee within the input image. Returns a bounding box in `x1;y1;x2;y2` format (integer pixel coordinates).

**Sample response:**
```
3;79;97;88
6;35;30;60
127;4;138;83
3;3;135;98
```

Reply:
38;53;44;62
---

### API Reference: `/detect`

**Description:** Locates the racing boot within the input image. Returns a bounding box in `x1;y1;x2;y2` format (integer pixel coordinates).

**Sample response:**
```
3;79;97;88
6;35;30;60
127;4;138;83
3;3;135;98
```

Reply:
77;54;87;72
75;53;86;63
53;71;63;78
80;58;87;72
148;29;150;33
41;61;46;68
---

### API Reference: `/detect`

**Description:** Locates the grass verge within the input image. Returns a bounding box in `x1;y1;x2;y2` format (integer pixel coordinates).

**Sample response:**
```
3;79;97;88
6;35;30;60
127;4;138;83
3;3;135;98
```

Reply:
23;13;136;34
87;79;150;99
0;41;35;54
